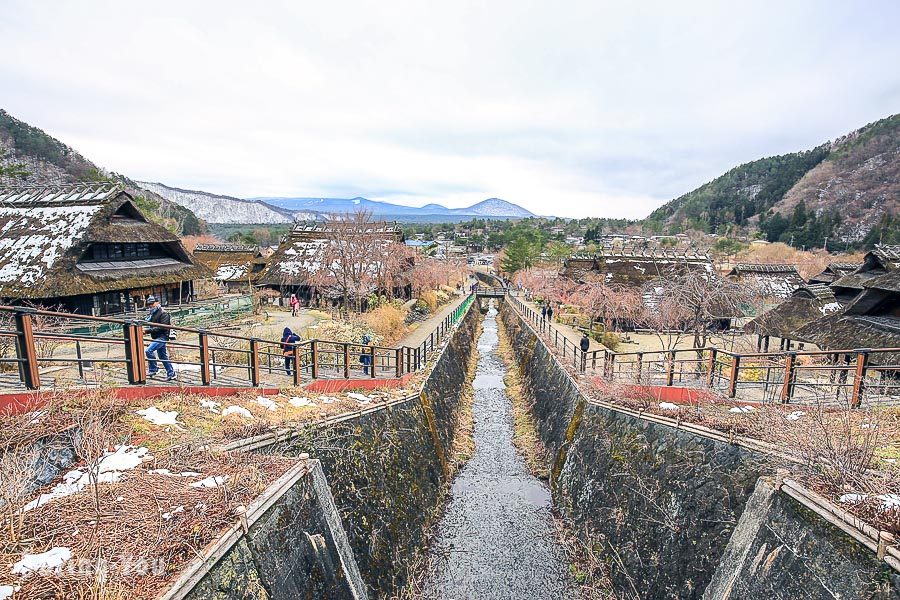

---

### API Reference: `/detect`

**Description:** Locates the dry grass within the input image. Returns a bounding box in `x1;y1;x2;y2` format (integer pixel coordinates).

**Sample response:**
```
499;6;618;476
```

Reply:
364;304;411;346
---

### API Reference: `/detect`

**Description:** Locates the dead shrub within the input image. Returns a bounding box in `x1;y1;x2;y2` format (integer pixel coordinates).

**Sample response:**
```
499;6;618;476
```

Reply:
364;304;408;345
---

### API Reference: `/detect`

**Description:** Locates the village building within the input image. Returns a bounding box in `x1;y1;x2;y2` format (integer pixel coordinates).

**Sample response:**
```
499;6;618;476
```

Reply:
562;247;715;287
0;183;210;315
191;243;266;293
827;246;900;303
726;263;804;302
808;262;860;286
745;284;844;351
256;220;407;305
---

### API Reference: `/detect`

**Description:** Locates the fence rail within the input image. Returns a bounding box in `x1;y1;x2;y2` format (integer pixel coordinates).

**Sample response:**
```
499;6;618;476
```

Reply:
507;293;900;408
0;294;475;393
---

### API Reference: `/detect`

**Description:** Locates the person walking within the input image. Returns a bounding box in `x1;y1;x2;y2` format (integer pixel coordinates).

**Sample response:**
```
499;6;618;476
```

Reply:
281;327;300;376
145;296;176;381
580;332;590;372
541;305;547;322
360;333;373;375
546;304;554;324
289;293;300;317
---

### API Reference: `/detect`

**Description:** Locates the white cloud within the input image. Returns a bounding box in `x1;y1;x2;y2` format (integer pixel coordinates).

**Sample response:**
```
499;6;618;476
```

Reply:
1;0;898;218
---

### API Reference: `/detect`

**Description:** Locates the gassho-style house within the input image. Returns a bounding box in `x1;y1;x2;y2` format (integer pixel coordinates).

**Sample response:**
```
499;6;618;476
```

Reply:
0;183;210;315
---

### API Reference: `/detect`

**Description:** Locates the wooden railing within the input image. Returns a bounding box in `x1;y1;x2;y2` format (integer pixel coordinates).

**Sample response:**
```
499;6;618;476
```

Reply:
507;292;900;408
0;294;475;392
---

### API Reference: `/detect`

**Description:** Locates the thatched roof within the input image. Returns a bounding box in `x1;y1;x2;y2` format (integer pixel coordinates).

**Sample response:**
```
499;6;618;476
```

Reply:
795;314;900;365
808;262;861;285
562;249;714;287
726;263;804;299
0;183;210;299
192;244;265;283
745;284;843;339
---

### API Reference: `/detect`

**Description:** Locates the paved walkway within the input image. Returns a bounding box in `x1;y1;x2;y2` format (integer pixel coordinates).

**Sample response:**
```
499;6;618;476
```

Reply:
398;294;468;348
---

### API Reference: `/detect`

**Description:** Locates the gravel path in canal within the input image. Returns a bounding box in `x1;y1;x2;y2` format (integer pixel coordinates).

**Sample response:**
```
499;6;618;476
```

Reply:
422;302;575;599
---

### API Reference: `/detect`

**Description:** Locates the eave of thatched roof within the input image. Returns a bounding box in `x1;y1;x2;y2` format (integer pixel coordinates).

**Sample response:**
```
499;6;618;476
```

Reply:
795;313;900;365
562;252;715;287
745;285;842;338
726;263;805;299
192;245;263;283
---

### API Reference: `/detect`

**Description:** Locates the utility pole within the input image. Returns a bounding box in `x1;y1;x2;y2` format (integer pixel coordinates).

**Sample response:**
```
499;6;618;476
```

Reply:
823;236;828;252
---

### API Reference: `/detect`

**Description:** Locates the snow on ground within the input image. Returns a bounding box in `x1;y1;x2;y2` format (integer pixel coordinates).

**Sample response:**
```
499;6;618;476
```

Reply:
289;397;316;408
190;475;229;488
199;399;221;414
786;411;805;421
729;406;755;413
254;396;279;411
348;392;373;404
658;402;678;411
222;405;252;418
0;585;19;599
137;407;180;426
12;547;72;575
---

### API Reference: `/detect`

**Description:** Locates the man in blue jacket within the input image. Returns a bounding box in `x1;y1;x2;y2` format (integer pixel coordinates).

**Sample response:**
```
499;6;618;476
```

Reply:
145;296;176;381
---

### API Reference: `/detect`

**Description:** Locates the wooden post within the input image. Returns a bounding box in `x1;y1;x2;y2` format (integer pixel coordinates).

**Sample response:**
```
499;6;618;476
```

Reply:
199;331;211;386
728;355;741;398
293;344;301;386
850;350;870;409
343;343;350;378
604;352;616;379
310;340;319;379
666;350;676;386
250;339;260;387
123;321;144;386
75;340;84;380
13;308;40;390
636;352;643;383
706;348;717;387
781;352;796;403
370;346;377;378
396;348;403;377
764;336;770;352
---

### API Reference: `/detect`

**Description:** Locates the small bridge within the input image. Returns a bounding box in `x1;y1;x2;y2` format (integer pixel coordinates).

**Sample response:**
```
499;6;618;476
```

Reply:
474;286;507;299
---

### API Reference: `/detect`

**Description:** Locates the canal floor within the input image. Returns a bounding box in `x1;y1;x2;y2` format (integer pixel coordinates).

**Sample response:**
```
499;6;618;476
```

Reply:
422;302;574;599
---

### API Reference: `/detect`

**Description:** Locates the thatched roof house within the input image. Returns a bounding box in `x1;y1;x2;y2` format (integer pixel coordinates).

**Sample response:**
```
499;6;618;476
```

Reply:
0;183;210;315
829;245;900;301
257;221;405;302
562;248;715;287
808;262;860;286
745;284;843;343
192;243;265;292
795;267;900;364
726;263;804;300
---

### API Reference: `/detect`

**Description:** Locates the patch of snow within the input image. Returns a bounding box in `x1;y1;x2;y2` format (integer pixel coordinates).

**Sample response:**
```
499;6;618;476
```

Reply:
222;405;252;419
0;585;20;599
861;422;877;429
785;411;805;421
658;402;679;411
199;399;221;414
820;302;842;315
190;475;229;488
289;397;316;408
162;505;185;520
255;396;279;411
878;494;900;509
729;406;755;413
136;407;180;426
839;493;866;504
318;396;337;404
348;393;373;404
149;469;203;478
12;547;72;575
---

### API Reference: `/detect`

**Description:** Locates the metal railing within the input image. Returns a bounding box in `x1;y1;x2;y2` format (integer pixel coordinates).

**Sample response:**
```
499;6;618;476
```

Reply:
507;292;900;408
0;294;475;392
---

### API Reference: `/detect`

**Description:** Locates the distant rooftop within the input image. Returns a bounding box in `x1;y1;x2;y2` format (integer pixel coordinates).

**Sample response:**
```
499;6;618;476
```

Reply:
0;182;123;206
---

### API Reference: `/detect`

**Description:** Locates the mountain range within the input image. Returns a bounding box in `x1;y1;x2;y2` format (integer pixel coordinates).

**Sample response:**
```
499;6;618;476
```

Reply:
139;183;536;224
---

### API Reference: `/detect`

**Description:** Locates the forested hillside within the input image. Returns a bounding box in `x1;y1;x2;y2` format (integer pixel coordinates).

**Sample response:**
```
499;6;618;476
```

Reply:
0;109;205;236
646;114;900;249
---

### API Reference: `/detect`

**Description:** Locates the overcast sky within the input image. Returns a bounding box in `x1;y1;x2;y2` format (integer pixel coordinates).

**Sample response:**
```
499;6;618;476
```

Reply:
2;1;898;218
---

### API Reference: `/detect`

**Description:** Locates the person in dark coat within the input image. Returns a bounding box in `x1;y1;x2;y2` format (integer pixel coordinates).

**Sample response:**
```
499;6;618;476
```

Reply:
541;305;547;321
580;332;590;371
281;327;301;376
546;305;554;323
360;334;373;375
145;296;176;380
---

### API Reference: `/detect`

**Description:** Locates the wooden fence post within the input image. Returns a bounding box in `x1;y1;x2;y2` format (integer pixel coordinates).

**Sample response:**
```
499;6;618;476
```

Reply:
728;355;741;398
343;343;350;379
310;340;319;379
370;346;377;378
706;348;717;387
396;348;403;378
13;308;40;389
851;350;870;409
123;321;145;386
199;331;211;386
249;339;260;387
293;344;301;386
636;352;643;384
781;352;797;403
666;350;676;387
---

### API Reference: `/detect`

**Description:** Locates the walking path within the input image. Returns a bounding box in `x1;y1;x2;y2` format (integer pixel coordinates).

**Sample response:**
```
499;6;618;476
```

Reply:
516;292;606;352
398;294;468;349
422;301;574;599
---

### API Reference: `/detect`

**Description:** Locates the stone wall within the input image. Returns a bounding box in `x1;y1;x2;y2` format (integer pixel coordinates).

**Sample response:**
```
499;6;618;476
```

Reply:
261;303;481;598
499;301;900;600
175;461;367;600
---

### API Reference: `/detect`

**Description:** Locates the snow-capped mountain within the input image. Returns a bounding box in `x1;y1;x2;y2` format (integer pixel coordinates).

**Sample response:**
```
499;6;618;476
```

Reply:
138;182;316;224
256;196;536;220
